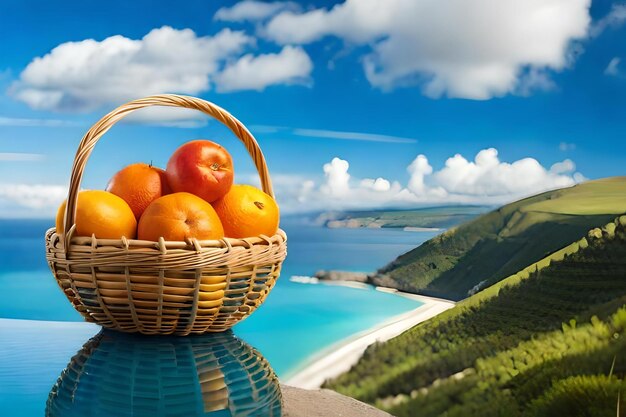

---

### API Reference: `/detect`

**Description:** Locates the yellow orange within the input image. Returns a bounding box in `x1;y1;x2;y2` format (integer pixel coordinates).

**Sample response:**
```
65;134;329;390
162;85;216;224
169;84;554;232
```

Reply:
106;163;171;220
56;190;137;239
213;185;279;238
137;192;224;241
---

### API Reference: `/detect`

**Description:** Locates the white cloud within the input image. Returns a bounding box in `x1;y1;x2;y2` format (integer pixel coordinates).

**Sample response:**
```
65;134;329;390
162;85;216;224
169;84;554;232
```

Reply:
516;68;557;96
215;1;300;22
265;1;392;44
0;151;583;216
0;116;79;127
559;141;577;151
0;184;66;210
360;178;391;192
550;159;575;175
0;153;44;161
248;124;289;134
122;107;209;127
591;4;626;37
292;128;417;144
11;26;314;118
264;0;590;99
322;157;351;197
276;148;584;212
215;46;313;92
298;179;315;203
12;27;253;112
605;57;621;76
245;125;418;143
433;148;577;196
407;155;433;195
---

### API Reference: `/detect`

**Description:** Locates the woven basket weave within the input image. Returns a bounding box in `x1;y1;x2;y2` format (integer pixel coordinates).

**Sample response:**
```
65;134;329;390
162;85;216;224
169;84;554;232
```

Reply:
46;330;282;416
45;94;287;335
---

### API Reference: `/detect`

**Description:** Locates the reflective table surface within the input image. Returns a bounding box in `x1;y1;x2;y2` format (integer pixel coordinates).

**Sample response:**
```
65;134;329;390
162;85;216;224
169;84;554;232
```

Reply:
0;319;282;416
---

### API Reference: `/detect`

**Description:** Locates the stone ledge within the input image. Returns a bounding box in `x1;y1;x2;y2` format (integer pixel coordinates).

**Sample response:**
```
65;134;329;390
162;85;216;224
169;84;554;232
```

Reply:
282;385;392;417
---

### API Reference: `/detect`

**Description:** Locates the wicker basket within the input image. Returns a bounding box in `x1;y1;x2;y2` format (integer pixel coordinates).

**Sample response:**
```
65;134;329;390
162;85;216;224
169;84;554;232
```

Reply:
46;330;282;416
45;94;287;335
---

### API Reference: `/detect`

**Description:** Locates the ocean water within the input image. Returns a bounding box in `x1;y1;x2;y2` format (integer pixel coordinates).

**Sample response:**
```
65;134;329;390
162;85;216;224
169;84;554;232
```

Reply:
0;217;439;377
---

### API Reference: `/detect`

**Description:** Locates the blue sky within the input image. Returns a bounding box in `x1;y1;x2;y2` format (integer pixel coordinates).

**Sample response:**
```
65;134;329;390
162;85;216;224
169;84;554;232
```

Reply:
0;0;625;217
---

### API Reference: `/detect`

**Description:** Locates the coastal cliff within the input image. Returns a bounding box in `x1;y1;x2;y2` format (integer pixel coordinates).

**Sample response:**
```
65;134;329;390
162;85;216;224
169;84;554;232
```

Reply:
314;270;369;283
314;269;412;291
317;206;485;229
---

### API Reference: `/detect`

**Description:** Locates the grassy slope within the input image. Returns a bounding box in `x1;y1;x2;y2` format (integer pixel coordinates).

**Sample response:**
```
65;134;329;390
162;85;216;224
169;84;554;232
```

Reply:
376;177;626;300
326;215;626;416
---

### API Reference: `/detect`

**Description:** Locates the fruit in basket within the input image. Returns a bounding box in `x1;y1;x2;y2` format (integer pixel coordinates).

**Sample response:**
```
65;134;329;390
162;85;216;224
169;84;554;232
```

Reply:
213;185;279;238
56;190;137;239
166;140;234;203
106;163;171;220
137;192;224;241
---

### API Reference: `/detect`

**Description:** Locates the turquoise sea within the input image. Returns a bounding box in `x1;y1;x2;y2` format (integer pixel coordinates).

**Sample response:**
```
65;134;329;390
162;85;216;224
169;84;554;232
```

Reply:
0;217;438;376
0;217;438;379
0;217;436;409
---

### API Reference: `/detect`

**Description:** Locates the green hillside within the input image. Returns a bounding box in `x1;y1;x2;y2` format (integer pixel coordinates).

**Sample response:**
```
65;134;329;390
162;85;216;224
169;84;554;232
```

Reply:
375;177;626;300
325;215;626;416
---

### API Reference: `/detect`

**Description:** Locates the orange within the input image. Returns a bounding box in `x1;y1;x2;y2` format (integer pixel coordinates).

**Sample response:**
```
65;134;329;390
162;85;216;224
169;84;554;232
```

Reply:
106;163;171;220
56;190;137;239
137;192;224;241
213;185;279;238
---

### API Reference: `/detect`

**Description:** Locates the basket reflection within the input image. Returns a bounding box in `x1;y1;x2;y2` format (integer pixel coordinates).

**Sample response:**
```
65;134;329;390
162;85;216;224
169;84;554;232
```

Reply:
46;330;282;416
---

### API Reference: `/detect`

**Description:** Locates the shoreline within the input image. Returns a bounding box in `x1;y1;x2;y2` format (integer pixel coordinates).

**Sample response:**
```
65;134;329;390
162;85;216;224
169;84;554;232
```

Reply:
283;290;455;389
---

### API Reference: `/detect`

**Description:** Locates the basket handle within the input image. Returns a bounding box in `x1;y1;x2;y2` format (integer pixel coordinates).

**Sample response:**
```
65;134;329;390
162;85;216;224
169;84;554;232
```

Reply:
62;94;273;248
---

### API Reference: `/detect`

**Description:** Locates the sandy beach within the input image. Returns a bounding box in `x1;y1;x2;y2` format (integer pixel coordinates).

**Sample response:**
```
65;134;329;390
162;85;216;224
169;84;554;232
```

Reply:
284;289;455;389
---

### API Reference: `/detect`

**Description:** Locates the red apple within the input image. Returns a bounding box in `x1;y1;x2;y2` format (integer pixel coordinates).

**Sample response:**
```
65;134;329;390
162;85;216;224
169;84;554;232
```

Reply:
166;140;234;203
